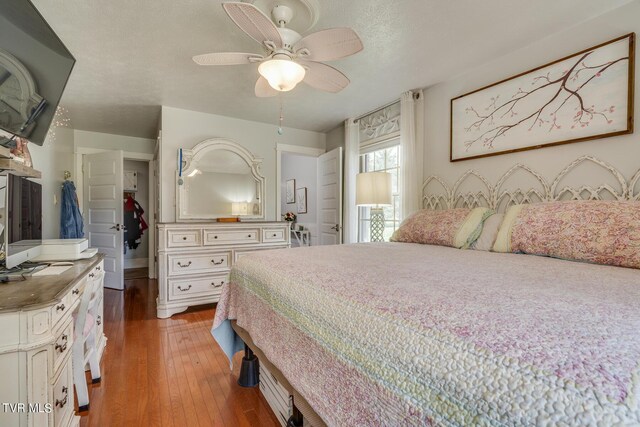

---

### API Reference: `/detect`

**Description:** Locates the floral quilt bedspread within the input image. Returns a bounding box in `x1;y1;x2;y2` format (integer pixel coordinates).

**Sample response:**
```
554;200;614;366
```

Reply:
212;243;640;426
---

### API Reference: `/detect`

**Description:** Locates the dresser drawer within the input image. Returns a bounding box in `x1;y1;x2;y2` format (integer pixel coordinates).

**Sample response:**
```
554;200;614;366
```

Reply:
204;229;259;246
52;320;73;375
263;228;287;243
167;252;230;276
51;294;71;329
167;229;202;248
68;277;85;307
52;357;73;427
168;274;228;301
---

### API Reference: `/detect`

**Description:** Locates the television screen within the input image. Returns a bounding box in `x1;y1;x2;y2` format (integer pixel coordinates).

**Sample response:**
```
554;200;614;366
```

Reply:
0;174;42;268
0;0;75;146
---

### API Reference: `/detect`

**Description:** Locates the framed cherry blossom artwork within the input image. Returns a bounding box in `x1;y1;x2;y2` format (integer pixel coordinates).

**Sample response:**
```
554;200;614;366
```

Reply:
451;33;635;162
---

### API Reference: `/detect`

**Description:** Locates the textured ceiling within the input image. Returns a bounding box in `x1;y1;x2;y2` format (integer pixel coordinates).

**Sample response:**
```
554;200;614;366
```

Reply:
31;0;632;139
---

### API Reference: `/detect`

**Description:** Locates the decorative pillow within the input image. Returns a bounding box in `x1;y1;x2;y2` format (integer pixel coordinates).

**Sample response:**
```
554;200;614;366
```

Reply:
391;207;492;249
471;213;504;251
493;201;640;269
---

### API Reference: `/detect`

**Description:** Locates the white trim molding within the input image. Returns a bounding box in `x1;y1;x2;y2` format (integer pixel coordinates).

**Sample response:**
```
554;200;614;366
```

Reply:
124;257;149;269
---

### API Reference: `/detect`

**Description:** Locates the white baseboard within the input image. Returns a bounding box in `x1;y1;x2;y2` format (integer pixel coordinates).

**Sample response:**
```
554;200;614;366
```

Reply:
124;258;149;269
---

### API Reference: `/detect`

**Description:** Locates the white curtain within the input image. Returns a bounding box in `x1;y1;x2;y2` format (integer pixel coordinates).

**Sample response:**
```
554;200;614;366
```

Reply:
343;118;359;243
400;91;421;219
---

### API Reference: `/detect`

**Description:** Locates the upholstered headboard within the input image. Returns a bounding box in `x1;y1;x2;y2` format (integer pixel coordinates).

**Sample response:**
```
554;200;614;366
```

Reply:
423;156;640;213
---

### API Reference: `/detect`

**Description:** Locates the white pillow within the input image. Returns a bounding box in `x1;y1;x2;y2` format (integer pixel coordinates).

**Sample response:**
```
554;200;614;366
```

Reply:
471;213;504;251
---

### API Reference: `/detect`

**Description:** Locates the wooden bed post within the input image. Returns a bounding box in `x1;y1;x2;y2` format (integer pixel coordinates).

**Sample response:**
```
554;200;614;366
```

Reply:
238;343;259;387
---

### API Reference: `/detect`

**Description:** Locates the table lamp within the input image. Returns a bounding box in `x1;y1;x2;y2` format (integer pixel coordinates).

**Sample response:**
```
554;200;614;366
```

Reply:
231;202;249;216
356;172;392;242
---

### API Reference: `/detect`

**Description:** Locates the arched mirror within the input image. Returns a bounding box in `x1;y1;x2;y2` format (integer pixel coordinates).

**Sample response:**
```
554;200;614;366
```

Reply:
176;139;265;221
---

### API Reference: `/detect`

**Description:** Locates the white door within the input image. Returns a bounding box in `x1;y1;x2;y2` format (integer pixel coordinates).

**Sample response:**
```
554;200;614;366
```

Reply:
83;150;124;290
317;147;343;245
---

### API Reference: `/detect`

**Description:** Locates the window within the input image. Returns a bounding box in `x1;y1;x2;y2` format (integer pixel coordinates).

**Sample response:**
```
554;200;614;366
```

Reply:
358;143;401;242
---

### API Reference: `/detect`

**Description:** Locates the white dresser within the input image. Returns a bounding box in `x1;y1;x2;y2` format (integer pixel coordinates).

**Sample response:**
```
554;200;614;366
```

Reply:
157;222;290;318
0;256;106;427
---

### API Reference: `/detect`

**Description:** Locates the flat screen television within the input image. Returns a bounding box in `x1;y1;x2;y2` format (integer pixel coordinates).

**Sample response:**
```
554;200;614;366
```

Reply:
0;0;75;146
0;173;42;268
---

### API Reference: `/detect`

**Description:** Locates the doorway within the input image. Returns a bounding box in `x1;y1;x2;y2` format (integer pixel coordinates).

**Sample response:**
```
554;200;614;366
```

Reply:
122;159;150;279
276;144;343;246
76;148;156;289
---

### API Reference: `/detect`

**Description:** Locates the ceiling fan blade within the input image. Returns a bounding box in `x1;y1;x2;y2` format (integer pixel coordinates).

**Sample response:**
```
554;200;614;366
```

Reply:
299;60;350;93
295;28;363;62
223;2;282;48
255;76;279;97
193;52;263;66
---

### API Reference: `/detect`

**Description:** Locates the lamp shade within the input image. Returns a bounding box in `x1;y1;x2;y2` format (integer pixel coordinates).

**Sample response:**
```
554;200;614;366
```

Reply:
356;172;392;206
231;202;249;216
258;59;306;92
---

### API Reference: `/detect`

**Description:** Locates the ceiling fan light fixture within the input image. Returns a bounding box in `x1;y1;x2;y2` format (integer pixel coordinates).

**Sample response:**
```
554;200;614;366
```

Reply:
258;59;305;92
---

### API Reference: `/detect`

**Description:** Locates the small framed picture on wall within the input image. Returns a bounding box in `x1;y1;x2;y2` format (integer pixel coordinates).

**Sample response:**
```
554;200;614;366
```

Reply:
296;187;307;214
286;179;296;204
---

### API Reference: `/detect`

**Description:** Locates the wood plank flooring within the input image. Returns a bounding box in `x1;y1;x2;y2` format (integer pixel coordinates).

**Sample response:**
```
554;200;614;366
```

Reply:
124;267;148;280
77;276;279;427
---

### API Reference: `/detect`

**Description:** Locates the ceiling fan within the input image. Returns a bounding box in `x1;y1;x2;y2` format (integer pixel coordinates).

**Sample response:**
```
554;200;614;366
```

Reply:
193;2;364;97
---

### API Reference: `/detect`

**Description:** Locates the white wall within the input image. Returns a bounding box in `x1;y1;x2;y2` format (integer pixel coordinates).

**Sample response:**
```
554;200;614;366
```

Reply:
326;124;345;151
29;127;75;239
74;130;156;154
13;127;157;240
281;153;318;243
423;2;640;189
123;159;149;267
71;129;156;215
159;106;326;223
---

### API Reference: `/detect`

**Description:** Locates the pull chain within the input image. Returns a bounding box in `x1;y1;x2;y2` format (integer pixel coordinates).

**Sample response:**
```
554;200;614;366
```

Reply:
278;96;284;135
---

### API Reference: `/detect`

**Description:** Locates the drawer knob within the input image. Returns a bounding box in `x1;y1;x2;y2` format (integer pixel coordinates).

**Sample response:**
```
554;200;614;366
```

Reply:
89;273;95;278
55;342;67;353
177;285;192;292
211;258;224;265
56;304;65;312
272;233;277;237
72;289;80;295
214;235;218;239
182;237;187;240
97;316;102;326
55;334;68;353
211;281;224;288
55;386;68;408
247;234;252;238
177;261;192;268
97;266;102;271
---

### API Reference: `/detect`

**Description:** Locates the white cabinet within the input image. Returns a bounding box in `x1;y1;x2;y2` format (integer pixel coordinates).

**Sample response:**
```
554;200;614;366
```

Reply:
123;170;138;192
157;222;290;318
0;257;106;427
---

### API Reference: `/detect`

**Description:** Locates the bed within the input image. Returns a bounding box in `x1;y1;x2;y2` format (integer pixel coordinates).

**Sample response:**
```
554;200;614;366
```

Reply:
212;156;640;426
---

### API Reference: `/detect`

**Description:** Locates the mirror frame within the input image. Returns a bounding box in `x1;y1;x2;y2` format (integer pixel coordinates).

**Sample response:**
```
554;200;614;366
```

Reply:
176;138;266;221
0;48;44;122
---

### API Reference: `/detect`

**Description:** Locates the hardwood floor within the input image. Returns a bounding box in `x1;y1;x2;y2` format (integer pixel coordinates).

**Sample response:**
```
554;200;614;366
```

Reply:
124;267;149;280
77;276;279;427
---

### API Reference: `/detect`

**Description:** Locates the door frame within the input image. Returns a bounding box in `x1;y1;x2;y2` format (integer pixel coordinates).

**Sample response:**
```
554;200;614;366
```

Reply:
275;143;325;221
75;148;157;279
